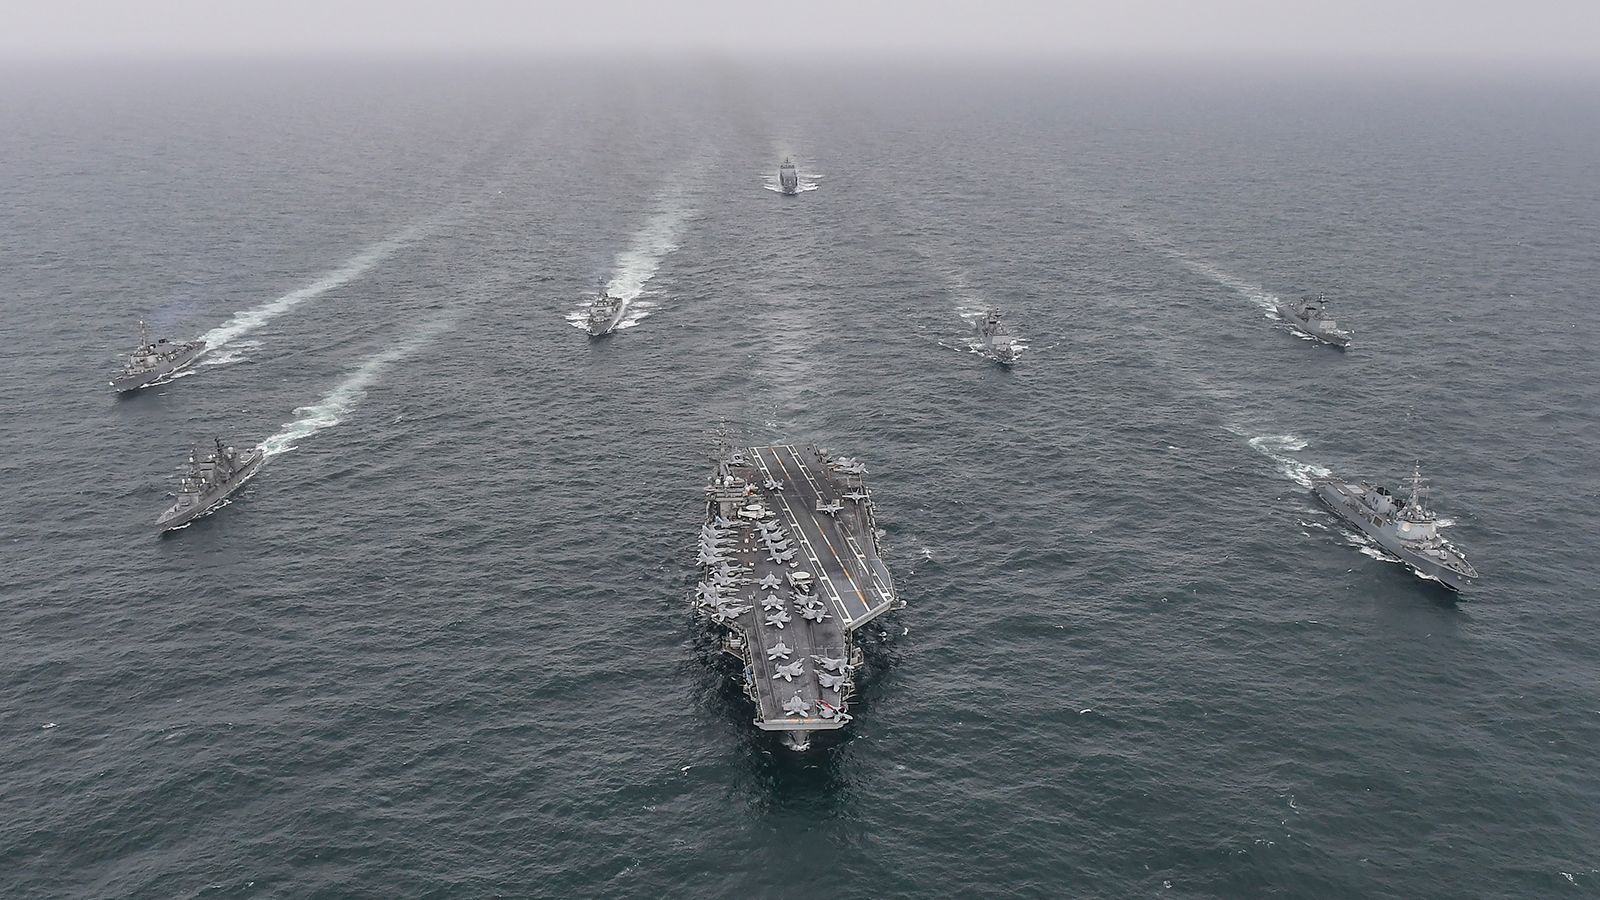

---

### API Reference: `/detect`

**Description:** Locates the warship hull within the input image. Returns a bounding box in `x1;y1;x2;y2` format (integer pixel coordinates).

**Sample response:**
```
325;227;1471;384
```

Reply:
697;445;900;749
158;451;265;531
1313;482;1472;591
586;302;627;337
1273;303;1350;350
111;342;208;392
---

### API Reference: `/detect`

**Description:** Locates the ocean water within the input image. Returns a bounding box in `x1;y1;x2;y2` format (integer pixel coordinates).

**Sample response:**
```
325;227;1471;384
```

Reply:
3;60;1598;898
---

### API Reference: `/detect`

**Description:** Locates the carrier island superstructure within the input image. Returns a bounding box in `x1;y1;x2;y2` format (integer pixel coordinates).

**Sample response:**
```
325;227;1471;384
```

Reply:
696;445;901;750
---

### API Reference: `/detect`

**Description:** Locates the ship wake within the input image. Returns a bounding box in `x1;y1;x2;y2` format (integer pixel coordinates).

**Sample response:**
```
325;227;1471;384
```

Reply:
261;310;459;458
1176;255;1281;313
583;185;697;331
1128;229;1281;314
1245;433;1332;487
200;222;430;350
199;339;260;368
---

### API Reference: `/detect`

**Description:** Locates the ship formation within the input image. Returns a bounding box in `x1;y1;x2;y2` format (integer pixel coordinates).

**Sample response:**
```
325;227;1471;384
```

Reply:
105;149;1490;766
696;445;901;750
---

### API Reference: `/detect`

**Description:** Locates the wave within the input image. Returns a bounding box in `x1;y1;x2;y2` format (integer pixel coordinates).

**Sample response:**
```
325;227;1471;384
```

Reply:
1246;433;1332;487
260;310;459;458
200;223;429;349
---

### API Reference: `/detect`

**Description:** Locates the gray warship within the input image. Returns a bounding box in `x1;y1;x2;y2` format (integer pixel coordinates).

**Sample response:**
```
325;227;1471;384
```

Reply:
1313;464;1477;591
778;158;799;195
157;438;265;531
1273;295;1352;349
696;444;902;750
976;308;1023;365
110;321;207;392
585;285;627;337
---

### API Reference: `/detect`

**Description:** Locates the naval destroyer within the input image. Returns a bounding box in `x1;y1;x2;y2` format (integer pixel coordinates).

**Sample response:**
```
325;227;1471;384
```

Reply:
696;444;901;750
778;158;799;195
157;438;265;531
976;309;1023;364
1274;295;1352;349
110;321;207;392
585;285;627;337
1313;464;1477;591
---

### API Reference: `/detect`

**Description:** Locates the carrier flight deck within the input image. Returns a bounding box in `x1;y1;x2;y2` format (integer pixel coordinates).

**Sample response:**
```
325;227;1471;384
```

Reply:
695;444;901;750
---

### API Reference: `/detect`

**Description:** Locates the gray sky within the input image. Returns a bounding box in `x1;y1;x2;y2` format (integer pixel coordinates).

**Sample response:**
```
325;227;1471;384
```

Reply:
2;0;1596;67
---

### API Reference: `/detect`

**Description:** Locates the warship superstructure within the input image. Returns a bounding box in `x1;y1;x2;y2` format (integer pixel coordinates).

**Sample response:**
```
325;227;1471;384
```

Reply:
1274;295;1352;349
110;321;207;392
696;444;901;750
157;438;265;531
778;158;799;195
585;286;627;337
976;309;1023;364
1313;464;1477;591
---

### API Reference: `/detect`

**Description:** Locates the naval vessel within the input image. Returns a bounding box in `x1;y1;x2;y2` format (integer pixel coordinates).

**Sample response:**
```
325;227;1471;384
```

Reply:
778;158;799;195
157;438;265;531
1313;464;1477;591
976;309;1023;364
111;321;207;392
585;285;627;337
696;444;902;750
1274;295;1352;349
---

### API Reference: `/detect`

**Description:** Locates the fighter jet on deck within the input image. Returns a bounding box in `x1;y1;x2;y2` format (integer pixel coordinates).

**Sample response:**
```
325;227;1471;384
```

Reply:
817;699;851;722
768;547;797;564
800;605;831;623
766;641;792;660
696;551;727;567
817;670;848;692
783;693;811;717
812;655;848;673
759;573;784;590
774;661;804;682
764;478;784;491
713;516;735;529
830;456;867;475
842;491;869;502
815;501;843;516
765;609;792;628
761;595;785;611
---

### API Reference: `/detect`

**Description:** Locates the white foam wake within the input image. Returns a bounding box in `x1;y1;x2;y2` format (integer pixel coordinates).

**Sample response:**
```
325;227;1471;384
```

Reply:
761;175;822;194
1176;255;1281;312
601;188;697;329
260;310;458;458
200;223;428;349
199;338;260;368
1246;433;1332;487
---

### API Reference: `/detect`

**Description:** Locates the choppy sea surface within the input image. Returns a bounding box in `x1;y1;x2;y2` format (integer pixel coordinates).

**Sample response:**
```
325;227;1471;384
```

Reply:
3;60;1598;898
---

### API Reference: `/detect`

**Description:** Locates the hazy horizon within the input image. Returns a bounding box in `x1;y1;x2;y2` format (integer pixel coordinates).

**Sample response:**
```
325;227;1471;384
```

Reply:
3;0;1597;72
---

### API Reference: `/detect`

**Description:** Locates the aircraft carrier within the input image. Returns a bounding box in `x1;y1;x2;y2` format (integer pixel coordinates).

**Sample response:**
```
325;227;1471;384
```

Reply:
696;444;901;750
